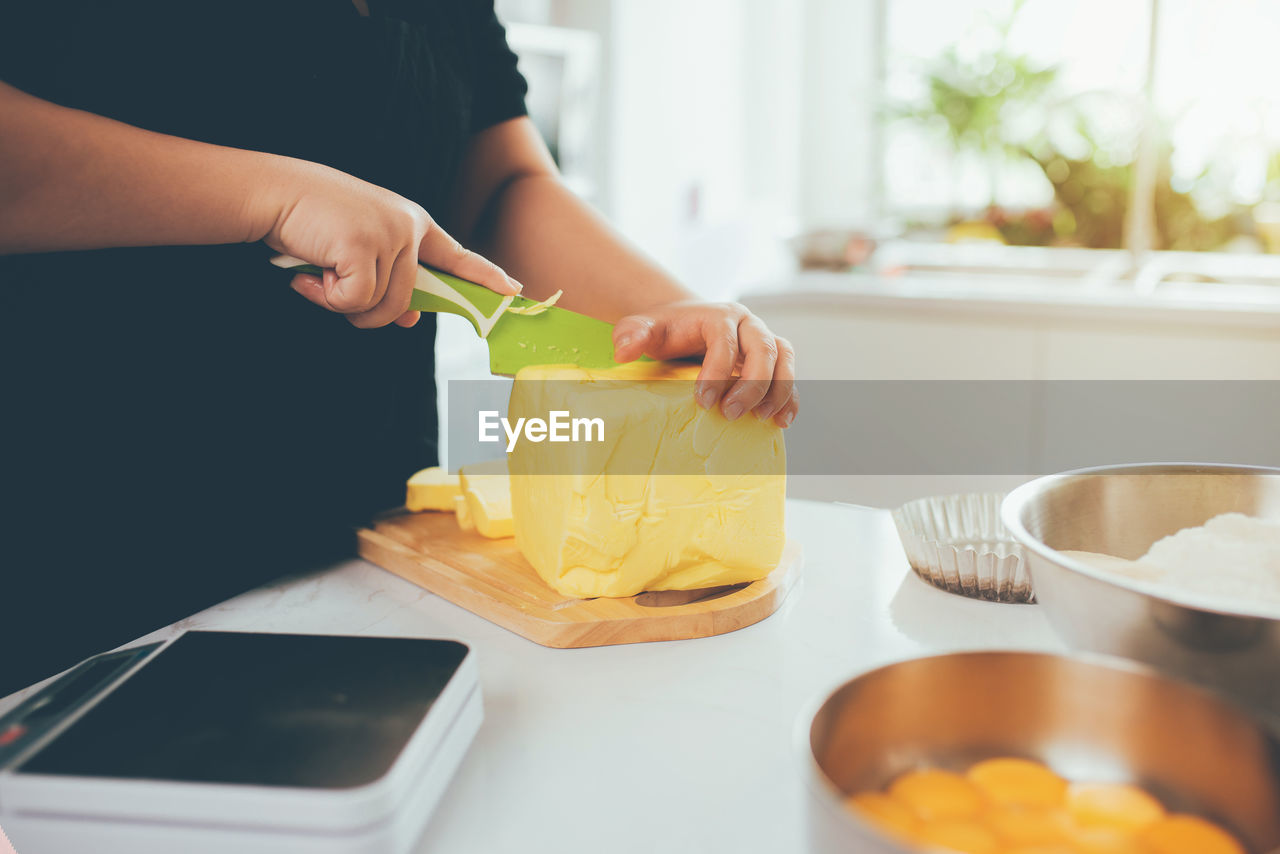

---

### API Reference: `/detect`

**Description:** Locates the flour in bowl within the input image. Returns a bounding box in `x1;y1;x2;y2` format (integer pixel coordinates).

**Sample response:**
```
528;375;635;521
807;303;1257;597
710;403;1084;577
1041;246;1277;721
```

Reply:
1061;512;1280;609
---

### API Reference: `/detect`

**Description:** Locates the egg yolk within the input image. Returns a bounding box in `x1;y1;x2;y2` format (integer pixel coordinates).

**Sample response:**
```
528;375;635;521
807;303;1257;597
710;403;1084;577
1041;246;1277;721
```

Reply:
912;819;1000;854
1070;825;1144;854
889;769;986;821
968;758;1069;808
1067;783;1166;832
844;761;1247;854
1137;815;1247;854
846;792;918;841
985;805;1074;846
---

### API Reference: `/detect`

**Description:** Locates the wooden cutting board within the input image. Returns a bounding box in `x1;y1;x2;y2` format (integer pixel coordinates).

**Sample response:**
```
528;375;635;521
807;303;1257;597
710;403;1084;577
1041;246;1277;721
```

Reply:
357;510;802;648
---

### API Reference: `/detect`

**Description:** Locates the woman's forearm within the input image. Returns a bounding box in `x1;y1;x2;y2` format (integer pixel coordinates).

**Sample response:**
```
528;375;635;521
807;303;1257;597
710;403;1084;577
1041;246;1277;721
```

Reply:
0;82;297;254
0;81;520;325
456;117;797;424
470;172;696;322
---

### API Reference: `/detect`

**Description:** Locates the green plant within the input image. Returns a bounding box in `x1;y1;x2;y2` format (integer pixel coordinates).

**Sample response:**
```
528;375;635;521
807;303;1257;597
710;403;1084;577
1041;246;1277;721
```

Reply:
891;0;1057;209
891;0;1245;251
1021;129;1238;250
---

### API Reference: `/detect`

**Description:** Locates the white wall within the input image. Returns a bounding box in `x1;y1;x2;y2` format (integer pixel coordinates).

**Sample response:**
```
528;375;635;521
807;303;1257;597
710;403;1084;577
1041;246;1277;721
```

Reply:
499;0;815;297
800;0;883;230
601;0;809;296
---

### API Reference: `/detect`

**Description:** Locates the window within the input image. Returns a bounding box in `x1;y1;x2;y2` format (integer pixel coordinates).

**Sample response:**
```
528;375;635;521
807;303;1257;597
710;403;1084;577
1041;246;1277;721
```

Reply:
880;0;1280;265
1154;0;1280;252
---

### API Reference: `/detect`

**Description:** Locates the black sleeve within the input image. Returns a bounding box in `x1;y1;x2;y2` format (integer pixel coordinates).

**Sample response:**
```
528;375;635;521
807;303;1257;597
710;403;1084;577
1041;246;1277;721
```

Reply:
464;0;529;132
0;5;66;99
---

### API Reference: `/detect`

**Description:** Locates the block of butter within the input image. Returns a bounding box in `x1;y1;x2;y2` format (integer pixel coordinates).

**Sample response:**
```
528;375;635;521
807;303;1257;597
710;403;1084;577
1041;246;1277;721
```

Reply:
453;494;474;531
508;362;786;598
458;458;514;539
405;466;461;512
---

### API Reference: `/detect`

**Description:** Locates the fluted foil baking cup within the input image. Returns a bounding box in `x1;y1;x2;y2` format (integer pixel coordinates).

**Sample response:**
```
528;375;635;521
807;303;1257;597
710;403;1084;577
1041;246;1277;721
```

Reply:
892;493;1034;604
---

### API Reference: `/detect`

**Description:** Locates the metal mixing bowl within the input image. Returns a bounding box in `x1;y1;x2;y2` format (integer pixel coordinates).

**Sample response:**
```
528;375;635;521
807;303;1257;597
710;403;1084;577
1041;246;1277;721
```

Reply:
1001;463;1280;717
803;651;1280;854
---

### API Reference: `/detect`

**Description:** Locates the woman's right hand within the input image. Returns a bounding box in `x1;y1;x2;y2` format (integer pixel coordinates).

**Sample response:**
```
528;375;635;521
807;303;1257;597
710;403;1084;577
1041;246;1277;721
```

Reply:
0;81;515;324
0;80;521;316
257;160;522;328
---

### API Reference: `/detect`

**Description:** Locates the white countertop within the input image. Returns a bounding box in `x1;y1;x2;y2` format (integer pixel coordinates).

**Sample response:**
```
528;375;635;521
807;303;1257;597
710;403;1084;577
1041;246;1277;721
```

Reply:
741;270;1280;329
0;499;1066;854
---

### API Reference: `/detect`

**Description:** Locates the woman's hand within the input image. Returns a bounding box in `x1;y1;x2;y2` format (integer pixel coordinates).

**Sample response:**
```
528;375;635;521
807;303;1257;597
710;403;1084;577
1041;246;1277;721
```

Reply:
611;302;797;428
455;120;798;427
0;81;520;324
258;161;522;329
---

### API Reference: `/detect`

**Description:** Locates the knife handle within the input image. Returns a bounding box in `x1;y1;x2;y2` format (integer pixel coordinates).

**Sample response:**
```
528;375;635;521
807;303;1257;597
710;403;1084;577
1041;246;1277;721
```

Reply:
269;255;514;339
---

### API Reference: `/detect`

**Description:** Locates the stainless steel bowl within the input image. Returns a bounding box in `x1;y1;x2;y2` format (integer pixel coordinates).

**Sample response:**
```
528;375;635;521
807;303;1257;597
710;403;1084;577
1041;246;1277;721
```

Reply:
1002;463;1280;716
803;651;1280;854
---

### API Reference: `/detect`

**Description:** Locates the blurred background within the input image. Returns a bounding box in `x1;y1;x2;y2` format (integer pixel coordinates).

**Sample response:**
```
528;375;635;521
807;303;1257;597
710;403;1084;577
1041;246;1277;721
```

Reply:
492;0;1280;281
441;0;1280;500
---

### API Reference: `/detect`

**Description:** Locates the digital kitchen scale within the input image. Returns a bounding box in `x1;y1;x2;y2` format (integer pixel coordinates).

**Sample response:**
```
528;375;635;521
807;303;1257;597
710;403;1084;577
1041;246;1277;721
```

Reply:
0;631;482;854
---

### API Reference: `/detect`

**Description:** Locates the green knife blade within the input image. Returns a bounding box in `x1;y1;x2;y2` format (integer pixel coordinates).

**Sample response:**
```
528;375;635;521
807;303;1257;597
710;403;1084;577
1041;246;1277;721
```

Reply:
270;255;634;376
481;292;626;376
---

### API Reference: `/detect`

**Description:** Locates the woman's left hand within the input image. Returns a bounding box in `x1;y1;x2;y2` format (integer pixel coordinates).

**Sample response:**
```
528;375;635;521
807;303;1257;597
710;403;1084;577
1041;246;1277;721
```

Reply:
611;301;797;428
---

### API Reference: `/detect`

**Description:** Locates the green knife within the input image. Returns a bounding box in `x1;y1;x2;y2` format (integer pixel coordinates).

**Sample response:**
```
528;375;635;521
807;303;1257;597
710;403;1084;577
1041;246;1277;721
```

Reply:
271;255;633;376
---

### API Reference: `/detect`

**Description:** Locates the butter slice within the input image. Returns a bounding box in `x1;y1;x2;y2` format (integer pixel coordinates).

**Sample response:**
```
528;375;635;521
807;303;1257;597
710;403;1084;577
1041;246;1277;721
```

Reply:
459;458;514;539
508;362;786;598
406;466;461;512
454;494;475;531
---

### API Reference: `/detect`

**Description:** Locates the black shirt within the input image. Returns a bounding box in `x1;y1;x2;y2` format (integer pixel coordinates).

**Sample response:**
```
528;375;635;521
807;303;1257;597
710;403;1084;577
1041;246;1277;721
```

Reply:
0;0;527;697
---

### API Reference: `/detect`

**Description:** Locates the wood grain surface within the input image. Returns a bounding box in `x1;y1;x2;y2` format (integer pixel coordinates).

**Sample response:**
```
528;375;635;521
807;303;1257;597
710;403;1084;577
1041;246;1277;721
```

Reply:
357;511;802;648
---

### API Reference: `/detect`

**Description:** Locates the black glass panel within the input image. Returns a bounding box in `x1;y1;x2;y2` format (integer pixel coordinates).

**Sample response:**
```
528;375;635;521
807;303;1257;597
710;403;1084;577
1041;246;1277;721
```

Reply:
19;632;467;789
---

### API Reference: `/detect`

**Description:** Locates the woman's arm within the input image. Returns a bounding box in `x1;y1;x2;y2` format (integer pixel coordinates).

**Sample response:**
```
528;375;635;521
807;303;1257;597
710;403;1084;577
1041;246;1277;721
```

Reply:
0;82;518;327
449;118;691;318
0;81;291;254
452;117;797;426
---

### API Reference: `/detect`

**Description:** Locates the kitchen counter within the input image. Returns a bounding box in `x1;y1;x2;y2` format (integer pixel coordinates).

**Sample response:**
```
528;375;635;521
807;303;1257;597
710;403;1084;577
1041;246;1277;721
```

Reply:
736;270;1280;386
0;499;1066;853
742;269;1280;330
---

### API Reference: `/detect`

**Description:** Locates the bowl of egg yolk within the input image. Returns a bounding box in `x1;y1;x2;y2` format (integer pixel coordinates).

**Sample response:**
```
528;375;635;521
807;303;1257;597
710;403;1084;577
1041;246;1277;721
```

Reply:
802;651;1280;854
